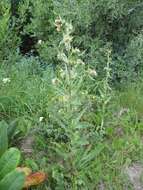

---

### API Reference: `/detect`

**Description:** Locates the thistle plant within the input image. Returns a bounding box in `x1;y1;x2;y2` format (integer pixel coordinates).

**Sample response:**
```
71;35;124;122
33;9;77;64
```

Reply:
98;50;112;133
49;17;112;141
44;18;105;189
56;19;112;134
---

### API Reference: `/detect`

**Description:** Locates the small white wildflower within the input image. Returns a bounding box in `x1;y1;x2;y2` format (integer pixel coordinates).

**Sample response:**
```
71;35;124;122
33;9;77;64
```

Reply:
88;69;97;77
2;78;11;84
52;78;59;85
39;117;44;122
58;109;62;113
38;40;42;45
81;91;88;95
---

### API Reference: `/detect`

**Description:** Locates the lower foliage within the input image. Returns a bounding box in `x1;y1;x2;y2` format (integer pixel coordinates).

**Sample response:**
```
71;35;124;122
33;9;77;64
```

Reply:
0;121;25;190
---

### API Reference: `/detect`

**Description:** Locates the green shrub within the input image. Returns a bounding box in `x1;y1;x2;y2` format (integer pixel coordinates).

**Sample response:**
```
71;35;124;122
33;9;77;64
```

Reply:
0;0;20;62
0;0;142;83
17;0;142;83
116;80;143;120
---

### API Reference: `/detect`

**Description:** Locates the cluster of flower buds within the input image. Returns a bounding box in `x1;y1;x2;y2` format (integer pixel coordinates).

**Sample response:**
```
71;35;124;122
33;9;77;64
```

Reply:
52;78;60;85
88;69;97;77
55;17;63;32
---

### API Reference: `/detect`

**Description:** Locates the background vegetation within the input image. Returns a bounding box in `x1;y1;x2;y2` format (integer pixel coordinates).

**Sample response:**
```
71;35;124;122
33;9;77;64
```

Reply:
0;0;143;189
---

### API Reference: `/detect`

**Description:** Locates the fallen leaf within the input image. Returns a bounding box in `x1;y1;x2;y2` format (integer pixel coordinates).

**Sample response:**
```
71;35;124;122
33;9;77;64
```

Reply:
24;172;47;188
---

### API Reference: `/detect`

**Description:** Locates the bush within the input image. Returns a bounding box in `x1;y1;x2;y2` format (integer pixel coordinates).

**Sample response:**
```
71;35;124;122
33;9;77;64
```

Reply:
18;0;143;83
0;0;142;83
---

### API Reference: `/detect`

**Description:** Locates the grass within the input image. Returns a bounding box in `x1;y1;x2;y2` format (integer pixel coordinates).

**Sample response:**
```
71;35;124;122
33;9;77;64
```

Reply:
31;105;143;189
117;81;143;120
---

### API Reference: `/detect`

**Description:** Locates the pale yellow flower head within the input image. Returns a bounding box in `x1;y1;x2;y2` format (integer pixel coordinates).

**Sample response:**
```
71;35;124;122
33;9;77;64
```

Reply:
55;17;63;32
88;69;97;77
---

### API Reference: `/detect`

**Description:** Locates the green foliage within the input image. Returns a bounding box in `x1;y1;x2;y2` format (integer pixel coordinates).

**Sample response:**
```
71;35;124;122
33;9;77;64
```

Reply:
116;80;143;120
124;32;143;80
31;20;112;189
0;121;8;157
24;0;54;38
0;148;21;179
0;121;25;190
0;0;20;62
0;170;25;190
15;0;142;83
0;0;142;83
20;0;57;62
71;0;142;82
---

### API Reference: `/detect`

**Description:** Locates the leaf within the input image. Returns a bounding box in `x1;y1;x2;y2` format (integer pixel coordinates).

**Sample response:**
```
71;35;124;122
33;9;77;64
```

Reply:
77;143;104;169
0;148;21;179
0;121;8;157
0;170;25;190
24;172;47;188
25;158;39;171
7;119;18;140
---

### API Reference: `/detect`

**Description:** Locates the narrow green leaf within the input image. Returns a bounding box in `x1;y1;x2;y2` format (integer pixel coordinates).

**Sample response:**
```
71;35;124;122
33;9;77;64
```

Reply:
7;119;18;140
0;121;8;157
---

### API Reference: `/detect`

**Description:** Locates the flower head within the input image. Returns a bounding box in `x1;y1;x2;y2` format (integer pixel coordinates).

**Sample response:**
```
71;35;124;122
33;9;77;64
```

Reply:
63;34;73;44
72;48;80;54
39;117;44;122
2;78;11;84
88;69;97;77
52;78;59;85
38;40;42;45
55;17;63;32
